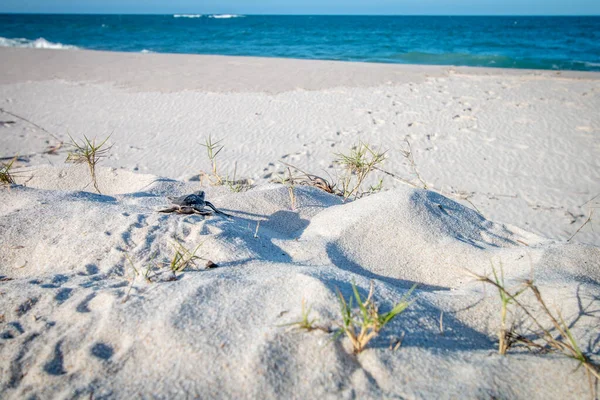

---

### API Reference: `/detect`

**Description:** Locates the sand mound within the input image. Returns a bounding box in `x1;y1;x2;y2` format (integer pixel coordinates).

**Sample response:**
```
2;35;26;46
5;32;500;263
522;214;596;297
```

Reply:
15;165;159;195
1;168;599;399
300;186;551;289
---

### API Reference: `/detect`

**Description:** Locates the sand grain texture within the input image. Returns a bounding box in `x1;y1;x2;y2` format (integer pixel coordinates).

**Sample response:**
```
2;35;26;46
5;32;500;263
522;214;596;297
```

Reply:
1;49;599;399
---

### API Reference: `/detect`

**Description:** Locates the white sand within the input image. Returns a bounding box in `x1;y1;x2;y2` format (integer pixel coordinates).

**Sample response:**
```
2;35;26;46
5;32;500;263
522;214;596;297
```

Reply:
1;48;598;246
0;48;599;399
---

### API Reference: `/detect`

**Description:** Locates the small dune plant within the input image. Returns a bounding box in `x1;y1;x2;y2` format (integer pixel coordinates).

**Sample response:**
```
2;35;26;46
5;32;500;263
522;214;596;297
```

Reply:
275;167;298;210
122;243;211;297
200;135;225;185
200;136;252;192
568;208;595;242
277;163;337;197
286;173;297;211
469;267;600;395
65;134;112;194
122;253;156;303
398;138;428;189
276;142;384;201
369;178;384;194
488;262;528;355
224;162;253;193
280;299;329;333
336;282;416;354
335;142;387;201
0;156;17;186
125;253;155;283
167;242;203;276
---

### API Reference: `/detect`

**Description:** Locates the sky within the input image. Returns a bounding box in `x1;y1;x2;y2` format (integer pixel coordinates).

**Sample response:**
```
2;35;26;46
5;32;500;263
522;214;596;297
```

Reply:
0;0;599;15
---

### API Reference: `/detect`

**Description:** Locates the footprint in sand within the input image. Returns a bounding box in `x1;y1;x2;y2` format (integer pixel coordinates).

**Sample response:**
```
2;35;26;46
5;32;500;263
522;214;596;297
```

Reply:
76;293;97;313
38;274;70;289
91;343;114;360
1;322;25;340
280;150;307;163
44;341;67;376
78;264;99;276
262;162;277;179
452;115;477;122
55;288;73;304
16;297;39;317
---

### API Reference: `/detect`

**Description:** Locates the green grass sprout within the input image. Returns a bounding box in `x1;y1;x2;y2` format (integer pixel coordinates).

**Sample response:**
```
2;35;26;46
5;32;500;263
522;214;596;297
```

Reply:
200;135;225;185
335;142;387;201
167;242;203;275
490;261;528;355
280;299;329;332
0;156;17;186
65;134;112;194
336;282;416;354
469;268;600;396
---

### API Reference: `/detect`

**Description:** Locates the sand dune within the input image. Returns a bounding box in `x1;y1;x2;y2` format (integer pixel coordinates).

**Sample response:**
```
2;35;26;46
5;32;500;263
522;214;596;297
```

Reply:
1;49;599;398
1;166;599;399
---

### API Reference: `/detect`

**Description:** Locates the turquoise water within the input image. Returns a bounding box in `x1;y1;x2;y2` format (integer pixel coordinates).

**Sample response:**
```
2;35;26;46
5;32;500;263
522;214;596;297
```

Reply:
1;14;599;71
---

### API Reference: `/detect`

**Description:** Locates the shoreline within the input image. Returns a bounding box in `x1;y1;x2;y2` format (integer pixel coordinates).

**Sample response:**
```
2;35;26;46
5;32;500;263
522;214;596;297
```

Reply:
1;48;600;93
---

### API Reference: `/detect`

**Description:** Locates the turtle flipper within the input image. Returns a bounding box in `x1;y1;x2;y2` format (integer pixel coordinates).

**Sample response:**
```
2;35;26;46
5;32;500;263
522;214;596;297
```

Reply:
205;201;232;218
191;207;212;216
158;207;178;213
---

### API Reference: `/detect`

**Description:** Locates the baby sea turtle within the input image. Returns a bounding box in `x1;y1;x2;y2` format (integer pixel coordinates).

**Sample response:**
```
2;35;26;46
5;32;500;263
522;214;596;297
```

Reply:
158;190;231;217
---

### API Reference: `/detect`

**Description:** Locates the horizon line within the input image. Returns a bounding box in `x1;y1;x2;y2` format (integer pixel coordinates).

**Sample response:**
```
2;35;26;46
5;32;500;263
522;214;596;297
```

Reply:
1;12;600;17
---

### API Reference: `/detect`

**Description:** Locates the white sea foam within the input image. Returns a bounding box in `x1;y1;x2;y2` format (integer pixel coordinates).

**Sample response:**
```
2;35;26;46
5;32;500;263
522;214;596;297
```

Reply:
173;14;203;18
0;36;77;50
140;49;154;54
209;14;244;19
583;61;600;67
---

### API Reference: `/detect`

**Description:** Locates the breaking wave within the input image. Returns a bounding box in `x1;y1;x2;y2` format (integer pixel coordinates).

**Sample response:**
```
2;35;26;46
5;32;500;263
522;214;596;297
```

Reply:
0;36;77;50
173;14;202;19
209;14;244;19
172;14;244;19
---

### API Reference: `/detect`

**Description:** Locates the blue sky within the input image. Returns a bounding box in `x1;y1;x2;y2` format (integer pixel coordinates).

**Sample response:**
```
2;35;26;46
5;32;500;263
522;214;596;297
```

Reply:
1;0;599;15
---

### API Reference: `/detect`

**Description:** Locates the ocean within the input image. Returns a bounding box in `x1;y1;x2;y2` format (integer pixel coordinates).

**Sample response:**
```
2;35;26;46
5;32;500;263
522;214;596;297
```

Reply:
1;14;599;71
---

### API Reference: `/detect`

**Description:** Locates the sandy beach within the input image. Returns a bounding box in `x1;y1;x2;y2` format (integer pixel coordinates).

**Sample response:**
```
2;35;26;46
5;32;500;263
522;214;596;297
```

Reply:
1;48;599;399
